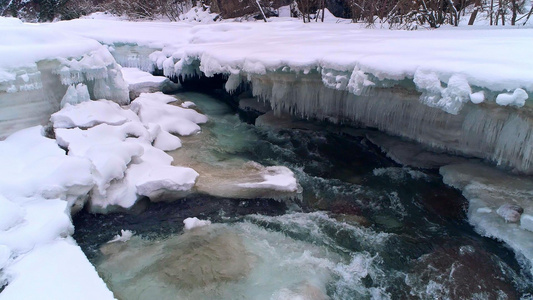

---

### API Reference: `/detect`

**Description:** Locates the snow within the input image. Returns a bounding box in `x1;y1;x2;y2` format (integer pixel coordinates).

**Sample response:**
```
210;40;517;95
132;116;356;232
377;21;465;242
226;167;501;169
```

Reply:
469;91;485;104
0;239;114;300
0;194;24;231
0;126;112;300
183;217;211;230
121;67;167;85
495;88;528;107
0;17;102;69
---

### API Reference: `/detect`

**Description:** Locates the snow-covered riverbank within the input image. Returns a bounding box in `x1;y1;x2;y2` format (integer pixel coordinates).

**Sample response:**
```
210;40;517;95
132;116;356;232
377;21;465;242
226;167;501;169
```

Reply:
1;14;533;299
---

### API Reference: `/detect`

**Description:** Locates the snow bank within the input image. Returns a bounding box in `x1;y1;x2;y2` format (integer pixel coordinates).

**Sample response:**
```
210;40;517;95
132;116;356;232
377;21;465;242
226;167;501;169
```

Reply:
0;126;113;299
0;239;114;300
440;163;533;276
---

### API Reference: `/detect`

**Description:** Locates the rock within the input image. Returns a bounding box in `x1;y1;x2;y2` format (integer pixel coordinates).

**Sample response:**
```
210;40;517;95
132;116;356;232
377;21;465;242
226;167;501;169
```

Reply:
496;204;524;223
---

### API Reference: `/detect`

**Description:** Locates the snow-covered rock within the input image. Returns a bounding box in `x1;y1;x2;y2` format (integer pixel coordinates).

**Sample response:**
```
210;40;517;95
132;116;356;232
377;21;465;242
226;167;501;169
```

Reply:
183;217;211;231
121;67;179;99
496;204;523;223
52;99;140;128
131;92;208;136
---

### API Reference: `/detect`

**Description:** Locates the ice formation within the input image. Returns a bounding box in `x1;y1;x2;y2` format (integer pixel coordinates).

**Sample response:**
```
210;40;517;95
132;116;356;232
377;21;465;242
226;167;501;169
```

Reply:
38;18;533;173
0;18;129;138
440;163;533;276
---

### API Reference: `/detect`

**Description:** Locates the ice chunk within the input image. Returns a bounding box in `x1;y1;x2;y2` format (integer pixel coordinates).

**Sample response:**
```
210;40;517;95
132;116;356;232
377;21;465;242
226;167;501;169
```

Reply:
107;229;134;243
183;217;211;231
496;88;528;107
121;67;179;99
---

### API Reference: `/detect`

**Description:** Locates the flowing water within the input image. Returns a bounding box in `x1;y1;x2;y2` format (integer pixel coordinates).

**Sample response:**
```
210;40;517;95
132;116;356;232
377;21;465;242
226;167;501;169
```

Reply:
73;92;533;299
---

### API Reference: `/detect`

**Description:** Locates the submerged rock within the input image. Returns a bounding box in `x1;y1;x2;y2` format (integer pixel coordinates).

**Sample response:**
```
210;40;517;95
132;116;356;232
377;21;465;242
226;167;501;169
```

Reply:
497;204;524;223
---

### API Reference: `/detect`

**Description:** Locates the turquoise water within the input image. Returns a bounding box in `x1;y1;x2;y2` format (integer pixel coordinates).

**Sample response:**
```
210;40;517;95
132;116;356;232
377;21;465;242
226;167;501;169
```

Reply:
74;92;532;299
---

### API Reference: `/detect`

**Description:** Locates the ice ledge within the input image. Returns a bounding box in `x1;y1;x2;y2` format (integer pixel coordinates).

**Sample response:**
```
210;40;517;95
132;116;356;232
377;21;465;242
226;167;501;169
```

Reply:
440;162;533;276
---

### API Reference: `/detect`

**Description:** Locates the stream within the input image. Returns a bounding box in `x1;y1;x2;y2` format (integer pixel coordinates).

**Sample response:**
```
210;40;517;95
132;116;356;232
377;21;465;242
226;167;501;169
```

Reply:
73;92;533;299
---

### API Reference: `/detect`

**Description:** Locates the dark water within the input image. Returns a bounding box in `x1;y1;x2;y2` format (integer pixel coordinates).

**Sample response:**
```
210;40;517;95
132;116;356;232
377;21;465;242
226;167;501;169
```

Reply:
74;92;533;299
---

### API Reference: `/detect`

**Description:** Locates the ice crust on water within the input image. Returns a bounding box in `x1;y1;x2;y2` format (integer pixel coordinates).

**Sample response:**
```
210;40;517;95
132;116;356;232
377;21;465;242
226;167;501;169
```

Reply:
440;163;533;276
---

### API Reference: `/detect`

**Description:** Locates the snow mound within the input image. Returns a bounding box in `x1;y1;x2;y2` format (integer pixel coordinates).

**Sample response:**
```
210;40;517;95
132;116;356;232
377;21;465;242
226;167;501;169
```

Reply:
495;88;528;107
131;92;208;136
52;99;140;128
53;92;204;210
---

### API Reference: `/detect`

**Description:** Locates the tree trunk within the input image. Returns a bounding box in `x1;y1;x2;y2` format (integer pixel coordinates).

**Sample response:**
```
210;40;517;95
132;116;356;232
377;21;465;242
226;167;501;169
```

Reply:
490;0;494;25
468;0;481;25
